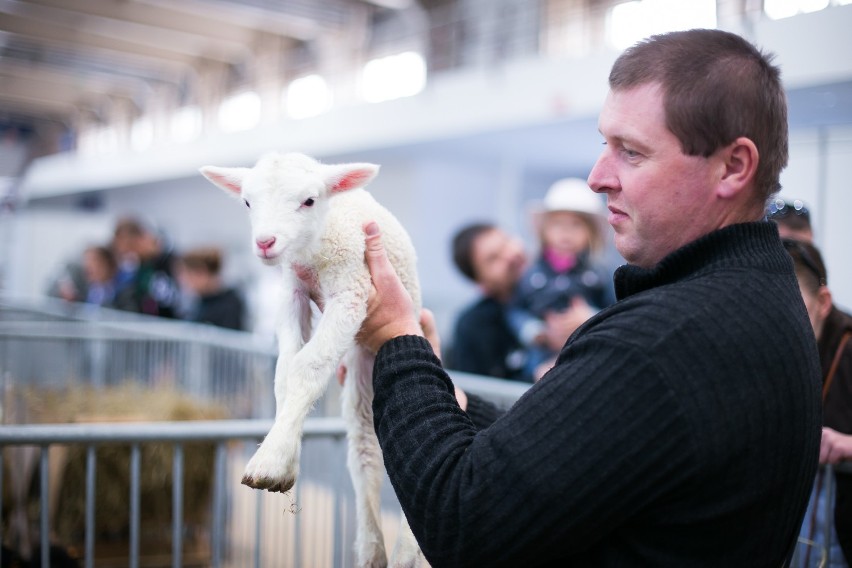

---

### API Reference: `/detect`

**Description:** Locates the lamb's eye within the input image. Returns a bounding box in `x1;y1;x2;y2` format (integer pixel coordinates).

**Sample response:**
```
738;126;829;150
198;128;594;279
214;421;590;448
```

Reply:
302;197;315;207
243;199;251;209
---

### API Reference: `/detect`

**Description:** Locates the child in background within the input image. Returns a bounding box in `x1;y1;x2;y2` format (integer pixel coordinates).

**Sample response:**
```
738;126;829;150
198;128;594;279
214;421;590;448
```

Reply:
509;178;615;380
177;246;246;331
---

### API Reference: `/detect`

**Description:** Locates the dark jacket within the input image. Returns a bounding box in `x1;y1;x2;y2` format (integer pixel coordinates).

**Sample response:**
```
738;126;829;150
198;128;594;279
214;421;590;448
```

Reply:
192;288;246;331
820;305;852;559
372;222;821;567
448;297;527;381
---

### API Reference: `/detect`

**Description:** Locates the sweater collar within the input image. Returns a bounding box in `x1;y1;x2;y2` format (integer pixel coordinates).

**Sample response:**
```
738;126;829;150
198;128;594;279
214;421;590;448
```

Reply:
614;221;788;300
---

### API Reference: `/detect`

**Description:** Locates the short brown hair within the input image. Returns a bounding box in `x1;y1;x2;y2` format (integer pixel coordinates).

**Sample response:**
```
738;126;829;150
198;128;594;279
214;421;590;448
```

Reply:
181;247;223;275
452;223;495;282
782;238;827;293
609;29;788;202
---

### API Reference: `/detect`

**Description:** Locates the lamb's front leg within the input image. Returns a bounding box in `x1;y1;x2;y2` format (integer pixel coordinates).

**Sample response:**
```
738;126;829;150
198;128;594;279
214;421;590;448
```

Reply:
242;277;313;492
243;288;365;493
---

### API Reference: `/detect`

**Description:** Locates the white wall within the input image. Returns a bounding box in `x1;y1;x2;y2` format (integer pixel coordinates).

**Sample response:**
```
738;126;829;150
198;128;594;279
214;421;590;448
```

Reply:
779;125;852;311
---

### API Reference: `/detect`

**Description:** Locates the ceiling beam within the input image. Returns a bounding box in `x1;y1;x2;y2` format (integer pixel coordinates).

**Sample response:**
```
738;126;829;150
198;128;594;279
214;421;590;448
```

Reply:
20;0;257;62
0;59;142;100
138;0;323;42
0;2;238;65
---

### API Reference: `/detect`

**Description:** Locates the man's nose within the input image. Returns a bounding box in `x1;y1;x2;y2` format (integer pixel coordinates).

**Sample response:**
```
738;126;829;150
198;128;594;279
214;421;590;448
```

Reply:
588;154;614;194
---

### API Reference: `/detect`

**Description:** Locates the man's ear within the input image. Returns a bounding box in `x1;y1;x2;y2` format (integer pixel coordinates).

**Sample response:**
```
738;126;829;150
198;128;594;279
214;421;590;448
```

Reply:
717;137;759;199
817;286;833;322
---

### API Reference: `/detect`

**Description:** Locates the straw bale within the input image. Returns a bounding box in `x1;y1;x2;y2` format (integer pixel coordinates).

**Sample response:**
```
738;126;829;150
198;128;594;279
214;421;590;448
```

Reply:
3;383;228;564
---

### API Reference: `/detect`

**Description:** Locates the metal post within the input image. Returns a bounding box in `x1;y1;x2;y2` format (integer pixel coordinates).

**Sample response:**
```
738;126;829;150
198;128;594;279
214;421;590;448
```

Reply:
333;436;345;568
172;444;184;568
254;487;263;568
85;445;97;568
130;444;141;568
211;442;227;568
40;446;50;568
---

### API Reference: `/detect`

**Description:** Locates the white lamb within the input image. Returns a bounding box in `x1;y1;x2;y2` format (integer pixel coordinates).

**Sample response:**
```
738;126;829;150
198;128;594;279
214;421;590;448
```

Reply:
200;152;424;568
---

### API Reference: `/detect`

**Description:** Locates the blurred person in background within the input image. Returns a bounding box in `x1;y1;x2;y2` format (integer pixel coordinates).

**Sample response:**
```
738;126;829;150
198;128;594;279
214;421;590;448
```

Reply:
80;245;117;308
767;197;814;242
77;244;134;312
177;246;246;331
111;216;181;318
785;238;852;566
446;222;530;381
509;178;616;380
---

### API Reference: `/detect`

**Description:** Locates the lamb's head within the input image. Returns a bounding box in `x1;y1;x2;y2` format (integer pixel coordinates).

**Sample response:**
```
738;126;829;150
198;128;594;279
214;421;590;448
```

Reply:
200;152;379;266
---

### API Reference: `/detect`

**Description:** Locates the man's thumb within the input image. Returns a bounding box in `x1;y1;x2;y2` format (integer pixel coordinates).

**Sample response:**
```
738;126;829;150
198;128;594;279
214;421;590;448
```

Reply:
364;222;385;267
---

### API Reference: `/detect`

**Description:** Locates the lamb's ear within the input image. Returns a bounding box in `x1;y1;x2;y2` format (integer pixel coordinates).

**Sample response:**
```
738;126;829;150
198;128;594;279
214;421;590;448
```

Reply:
323;163;380;193
199;166;250;197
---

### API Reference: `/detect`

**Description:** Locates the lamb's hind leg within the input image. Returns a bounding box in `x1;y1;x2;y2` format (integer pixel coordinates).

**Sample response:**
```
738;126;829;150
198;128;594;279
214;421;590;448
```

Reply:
342;346;388;568
390;515;426;568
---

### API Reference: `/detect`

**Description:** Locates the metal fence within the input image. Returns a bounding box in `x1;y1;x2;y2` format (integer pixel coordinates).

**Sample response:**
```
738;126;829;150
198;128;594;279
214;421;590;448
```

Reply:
2;294;845;567
0;294;528;567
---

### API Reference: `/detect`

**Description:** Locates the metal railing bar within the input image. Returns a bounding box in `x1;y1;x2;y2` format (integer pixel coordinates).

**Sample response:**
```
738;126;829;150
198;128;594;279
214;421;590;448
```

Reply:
130;443;141;568
0;417;346;445
85;445;96;568
296;458;305;568
211;442;227;568
0;450;3;568
254;487;263;568
40;446;50;568
333;435;345;568
172;444;184;568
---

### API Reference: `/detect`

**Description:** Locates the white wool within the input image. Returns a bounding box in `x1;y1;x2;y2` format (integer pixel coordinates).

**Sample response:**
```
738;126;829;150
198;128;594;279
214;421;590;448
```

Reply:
201;152;424;568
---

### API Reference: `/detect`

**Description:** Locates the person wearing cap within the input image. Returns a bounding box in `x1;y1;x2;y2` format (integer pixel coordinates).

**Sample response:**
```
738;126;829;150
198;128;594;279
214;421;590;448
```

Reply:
355;29;820;566
508;177;616;380
767;197;814;242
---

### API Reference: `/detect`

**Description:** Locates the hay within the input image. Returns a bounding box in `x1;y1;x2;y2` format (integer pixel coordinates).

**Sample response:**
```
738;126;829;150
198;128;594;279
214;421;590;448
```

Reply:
3;383;229;564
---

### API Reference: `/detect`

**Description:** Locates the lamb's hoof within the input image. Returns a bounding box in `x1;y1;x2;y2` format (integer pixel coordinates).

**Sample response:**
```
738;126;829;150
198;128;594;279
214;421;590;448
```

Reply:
241;473;295;494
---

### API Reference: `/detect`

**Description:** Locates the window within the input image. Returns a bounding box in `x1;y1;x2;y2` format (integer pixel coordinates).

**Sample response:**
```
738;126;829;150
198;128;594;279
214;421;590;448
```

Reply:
285;75;333;119
361;52;426;104
218;91;261;132
606;0;717;51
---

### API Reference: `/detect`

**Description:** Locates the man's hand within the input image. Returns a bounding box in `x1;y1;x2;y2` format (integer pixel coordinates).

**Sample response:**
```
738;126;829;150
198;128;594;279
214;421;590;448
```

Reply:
357;222;422;353
820;427;852;465
542;297;595;351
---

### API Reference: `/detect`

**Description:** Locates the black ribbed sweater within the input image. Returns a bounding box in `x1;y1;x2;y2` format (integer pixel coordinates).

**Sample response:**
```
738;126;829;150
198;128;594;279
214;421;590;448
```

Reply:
373;222;822;567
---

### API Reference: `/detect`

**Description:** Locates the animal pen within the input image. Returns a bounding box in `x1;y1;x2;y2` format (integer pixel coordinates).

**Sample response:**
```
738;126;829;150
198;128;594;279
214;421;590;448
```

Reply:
0;294;528;567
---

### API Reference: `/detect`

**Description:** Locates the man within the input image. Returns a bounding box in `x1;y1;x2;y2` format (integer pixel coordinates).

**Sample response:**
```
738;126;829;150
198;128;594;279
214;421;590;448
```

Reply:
447;223;529;380
358;29;822;566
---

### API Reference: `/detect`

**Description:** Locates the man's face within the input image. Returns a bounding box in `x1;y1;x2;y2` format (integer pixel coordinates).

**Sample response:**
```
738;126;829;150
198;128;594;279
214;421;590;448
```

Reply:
587;83;724;268
471;228;527;299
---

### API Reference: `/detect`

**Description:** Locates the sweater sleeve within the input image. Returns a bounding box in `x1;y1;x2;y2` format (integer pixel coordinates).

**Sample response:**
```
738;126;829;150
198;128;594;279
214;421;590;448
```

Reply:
372;333;696;566
463;393;503;429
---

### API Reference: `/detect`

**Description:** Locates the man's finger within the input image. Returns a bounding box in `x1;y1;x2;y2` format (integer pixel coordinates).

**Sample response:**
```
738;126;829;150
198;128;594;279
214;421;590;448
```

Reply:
364;222;387;277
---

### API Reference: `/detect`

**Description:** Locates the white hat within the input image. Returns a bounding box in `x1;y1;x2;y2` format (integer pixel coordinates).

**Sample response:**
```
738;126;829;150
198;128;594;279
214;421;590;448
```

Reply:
542;178;605;216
